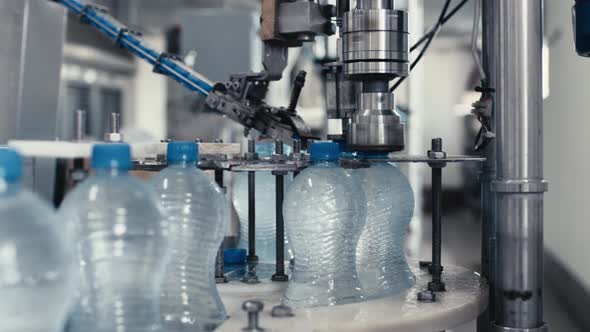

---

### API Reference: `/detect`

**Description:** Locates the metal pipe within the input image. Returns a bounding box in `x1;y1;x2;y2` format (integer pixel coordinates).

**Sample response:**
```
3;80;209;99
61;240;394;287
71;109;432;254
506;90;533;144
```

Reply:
490;1;547;330
110;112;120;134
428;138;445;292
272;140;288;281
478;1;498;330
357;0;394;10
75;110;87;142
247;140;258;262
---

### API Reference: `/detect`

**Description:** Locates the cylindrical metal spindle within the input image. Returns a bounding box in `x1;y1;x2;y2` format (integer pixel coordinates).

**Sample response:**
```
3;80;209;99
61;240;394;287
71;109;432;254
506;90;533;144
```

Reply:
479;1;498;330
490;1;547;330
272;140;288;282
247;140;258;262
428;138;445;292
111;112;120;133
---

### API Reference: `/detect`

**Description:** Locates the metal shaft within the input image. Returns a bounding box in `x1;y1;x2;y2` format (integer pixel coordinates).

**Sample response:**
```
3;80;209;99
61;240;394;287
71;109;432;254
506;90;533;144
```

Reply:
273;174;286;278
479;1;498;330
490;1;547;330
247;140;258;262
428;138;445;292
272;140;288;281
111;112;120;133
75;110;87;141
247;172;257;262
431;167;442;281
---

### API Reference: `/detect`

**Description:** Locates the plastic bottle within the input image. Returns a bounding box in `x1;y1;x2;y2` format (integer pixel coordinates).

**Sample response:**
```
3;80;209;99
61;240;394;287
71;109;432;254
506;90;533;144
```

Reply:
282;142;366;308
353;154;415;299
0;148;76;332
62;144;169;332
232;140;292;262
150;142;228;331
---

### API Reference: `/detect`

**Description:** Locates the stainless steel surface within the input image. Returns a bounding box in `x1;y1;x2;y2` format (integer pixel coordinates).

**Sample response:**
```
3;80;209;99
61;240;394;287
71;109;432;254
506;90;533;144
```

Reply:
348;92;405;152
342;9;409;77
491;323;549;332
357;0;395;10
490;0;547;330
338;0;409;152
479;1;498;330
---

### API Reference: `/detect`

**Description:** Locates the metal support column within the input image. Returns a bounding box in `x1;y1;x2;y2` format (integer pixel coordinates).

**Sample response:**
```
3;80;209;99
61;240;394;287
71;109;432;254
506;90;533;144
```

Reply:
247;139;259;263
479;1;498;330
489;1;548;330
271;140;288;282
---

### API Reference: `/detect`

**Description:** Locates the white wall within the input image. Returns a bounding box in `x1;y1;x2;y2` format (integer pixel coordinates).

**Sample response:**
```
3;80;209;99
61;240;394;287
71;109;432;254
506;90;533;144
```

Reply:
544;1;590;290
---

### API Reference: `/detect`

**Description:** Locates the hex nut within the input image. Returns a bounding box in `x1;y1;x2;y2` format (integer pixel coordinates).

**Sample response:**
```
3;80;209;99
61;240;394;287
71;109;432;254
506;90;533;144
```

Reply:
104;133;123;142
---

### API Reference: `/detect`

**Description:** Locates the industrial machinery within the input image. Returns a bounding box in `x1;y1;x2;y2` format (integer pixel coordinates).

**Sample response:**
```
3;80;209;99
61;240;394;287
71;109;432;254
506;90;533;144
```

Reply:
6;0;548;331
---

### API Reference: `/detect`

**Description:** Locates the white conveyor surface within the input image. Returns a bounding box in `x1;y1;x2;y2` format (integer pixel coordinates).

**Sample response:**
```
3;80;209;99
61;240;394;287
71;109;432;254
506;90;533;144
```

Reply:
216;262;488;332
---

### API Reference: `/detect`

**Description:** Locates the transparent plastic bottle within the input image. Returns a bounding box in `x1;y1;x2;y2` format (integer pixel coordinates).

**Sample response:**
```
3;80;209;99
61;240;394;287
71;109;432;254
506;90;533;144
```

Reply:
353;155;415;299
150;142;229;331
62;144;169;332
232;140;292;262
0;148;76;332
282;142;366;308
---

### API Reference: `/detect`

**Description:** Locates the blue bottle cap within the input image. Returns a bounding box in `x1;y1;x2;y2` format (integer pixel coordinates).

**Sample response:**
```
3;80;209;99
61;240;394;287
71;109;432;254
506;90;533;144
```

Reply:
167;141;199;163
0;148;23;183
91;144;132;170
310;142;340;162
224;248;247;264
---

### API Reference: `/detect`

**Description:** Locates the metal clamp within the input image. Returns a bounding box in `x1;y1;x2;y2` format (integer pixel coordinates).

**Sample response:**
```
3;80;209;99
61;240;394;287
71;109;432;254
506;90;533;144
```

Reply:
153;53;184;75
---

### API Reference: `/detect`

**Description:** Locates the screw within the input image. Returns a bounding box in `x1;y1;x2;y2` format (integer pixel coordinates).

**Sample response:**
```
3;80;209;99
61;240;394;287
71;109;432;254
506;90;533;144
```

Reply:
75;110;87;142
287;71;307;114
242;300;265;331
293;139;301;154
271;304;294;318
431;137;442;152
111;112;120;133
275;139;284;155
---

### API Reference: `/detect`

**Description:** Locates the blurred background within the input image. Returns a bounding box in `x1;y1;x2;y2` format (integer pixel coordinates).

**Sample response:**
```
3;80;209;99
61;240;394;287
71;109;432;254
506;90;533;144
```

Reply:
0;0;586;330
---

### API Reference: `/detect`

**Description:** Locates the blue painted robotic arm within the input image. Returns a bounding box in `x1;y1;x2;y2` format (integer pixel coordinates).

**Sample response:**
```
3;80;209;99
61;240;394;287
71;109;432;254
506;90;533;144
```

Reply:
56;0;315;142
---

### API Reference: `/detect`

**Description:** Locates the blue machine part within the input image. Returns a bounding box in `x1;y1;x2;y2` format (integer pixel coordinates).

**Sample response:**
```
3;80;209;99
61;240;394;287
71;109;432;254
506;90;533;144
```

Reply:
58;0;213;96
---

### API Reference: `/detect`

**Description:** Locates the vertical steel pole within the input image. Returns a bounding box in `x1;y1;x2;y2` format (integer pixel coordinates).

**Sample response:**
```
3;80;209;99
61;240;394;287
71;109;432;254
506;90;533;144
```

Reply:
491;1;548;330
479;1;498;330
271;140;288;282
247;139;259;262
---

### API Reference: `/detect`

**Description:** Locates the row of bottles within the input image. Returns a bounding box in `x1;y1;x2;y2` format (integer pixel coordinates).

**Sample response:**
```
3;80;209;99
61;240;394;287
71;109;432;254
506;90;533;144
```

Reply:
63;142;228;332
0;142;228;332
283;142;415;308
0;140;414;332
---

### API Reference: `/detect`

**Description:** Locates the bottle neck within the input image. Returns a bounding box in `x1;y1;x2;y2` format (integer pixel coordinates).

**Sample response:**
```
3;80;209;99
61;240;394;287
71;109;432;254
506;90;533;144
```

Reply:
95;168;130;178
167;160;196;168
0;179;21;197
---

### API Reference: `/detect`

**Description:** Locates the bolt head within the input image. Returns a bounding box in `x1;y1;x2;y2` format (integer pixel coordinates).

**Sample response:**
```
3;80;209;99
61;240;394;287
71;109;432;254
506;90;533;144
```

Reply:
242;300;264;313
